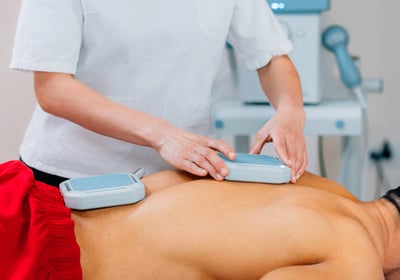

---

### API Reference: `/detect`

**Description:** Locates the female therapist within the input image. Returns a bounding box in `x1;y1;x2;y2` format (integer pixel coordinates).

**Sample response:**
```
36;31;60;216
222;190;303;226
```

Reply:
10;0;307;186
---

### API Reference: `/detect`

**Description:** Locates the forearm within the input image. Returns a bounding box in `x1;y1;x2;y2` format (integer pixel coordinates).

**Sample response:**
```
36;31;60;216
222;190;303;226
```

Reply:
257;55;304;116
33;72;235;180
253;55;307;181
34;71;167;148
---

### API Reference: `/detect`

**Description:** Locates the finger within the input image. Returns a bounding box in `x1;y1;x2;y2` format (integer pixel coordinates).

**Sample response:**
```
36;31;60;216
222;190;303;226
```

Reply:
273;136;291;168
296;160;307;180
288;140;308;183
201;148;230;178
288;146;302;183
189;148;225;181
249;139;263;155
290;159;301;183
294;139;307;169
201;148;228;180
250;131;275;154
207;138;236;161
181;160;208;177
271;136;300;182
296;147;308;180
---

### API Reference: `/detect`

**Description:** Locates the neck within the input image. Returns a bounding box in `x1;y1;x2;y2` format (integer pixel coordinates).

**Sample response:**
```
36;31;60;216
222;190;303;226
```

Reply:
365;199;400;274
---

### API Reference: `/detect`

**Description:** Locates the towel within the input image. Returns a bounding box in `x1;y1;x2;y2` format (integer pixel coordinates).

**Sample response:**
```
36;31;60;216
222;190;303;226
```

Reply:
0;160;82;280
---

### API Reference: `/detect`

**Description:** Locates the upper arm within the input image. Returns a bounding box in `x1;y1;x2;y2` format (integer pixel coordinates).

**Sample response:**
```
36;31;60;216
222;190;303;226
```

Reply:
33;72;75;112
261;260;384;280
260;263;332;280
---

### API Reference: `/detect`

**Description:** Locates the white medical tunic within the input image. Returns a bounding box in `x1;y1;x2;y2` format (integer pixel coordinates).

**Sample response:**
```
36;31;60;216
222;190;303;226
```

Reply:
10;0;292;178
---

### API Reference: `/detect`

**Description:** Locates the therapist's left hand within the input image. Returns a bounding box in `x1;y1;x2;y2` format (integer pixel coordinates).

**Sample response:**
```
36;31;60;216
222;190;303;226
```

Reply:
249;107;307;183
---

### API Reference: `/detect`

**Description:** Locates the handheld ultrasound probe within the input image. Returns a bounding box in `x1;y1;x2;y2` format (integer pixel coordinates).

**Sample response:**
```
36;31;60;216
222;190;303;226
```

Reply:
322;25;369;199
321;25;367;108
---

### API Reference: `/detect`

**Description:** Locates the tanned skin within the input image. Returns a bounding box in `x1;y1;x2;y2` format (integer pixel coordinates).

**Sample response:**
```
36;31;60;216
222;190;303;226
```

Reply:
71;171;400;279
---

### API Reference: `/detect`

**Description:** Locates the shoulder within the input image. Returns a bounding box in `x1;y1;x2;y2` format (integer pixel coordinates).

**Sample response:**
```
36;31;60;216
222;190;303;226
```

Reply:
296;171;359;202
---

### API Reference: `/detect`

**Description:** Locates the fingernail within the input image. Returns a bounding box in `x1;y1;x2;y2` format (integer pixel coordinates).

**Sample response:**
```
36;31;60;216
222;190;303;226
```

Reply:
216;174;224;181
228;152;235;159
296;174;301;180
220;168;228;176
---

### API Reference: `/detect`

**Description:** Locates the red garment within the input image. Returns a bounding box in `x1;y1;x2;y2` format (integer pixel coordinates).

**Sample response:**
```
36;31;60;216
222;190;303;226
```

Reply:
0;160;82;280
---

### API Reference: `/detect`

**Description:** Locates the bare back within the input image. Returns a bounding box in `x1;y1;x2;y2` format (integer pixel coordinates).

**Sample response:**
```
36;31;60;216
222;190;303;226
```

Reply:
72;172;384;279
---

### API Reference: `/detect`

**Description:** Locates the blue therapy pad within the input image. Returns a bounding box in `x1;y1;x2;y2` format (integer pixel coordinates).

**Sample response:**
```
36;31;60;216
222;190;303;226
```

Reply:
219;153;291;184
59;173;145;210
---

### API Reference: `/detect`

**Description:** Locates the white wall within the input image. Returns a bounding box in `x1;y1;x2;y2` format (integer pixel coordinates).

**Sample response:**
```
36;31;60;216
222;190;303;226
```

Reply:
1;1;400;197
1;1;35;161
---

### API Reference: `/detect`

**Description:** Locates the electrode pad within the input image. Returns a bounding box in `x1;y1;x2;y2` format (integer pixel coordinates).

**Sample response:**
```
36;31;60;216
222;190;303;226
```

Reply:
219;153;291;184
59;172;146;210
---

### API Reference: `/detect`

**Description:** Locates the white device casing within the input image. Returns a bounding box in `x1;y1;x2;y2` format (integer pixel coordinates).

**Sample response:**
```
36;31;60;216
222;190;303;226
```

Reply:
59;172;145;210
238;14;321;104
220;153;291;184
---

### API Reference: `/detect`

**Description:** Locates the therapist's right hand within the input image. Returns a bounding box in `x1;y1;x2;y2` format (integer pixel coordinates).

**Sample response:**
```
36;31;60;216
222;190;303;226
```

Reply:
33;71;234;179
155;126;236;181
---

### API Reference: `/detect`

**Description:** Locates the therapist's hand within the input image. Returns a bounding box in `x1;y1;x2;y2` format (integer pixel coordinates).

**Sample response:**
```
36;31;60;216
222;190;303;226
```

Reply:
254;55;307;183
155;127;236;181
250;107;307;183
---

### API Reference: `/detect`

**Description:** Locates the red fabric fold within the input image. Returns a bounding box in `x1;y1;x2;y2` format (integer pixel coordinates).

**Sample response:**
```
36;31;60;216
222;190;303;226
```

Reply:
0;160;82;280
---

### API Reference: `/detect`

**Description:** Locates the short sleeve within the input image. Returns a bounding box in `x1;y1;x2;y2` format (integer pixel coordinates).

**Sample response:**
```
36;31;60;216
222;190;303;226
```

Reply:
227;0;293;70
10;0;83;74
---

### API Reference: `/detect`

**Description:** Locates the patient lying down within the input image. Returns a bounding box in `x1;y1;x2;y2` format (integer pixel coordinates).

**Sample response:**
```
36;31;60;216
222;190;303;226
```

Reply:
72;170;400;280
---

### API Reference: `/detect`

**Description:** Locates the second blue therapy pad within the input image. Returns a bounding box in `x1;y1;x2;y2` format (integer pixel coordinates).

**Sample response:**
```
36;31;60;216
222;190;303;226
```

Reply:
59;172;146;210
219;153;291;184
